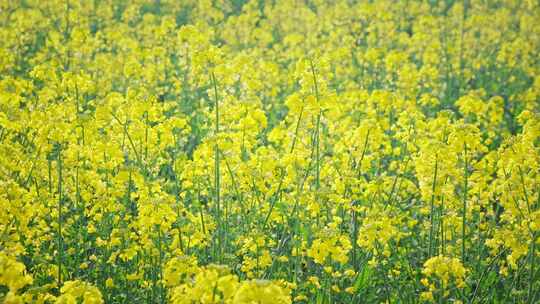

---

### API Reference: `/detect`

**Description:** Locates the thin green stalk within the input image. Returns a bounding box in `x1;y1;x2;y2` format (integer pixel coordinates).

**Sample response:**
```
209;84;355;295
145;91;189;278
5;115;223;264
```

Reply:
351;200;359;271
462;144;468;264
290;105;304;153
429;157;439;258
48;157;52;193
221;151;245;231
262;105;304;229
211;71;222;262
309;59;321;192
198;186;207;236
23;147;41;188
351;129;370;270
527;233;537;304
469;248;508;303
144;111;149;161
293;194;301;285
440;194;446;256
74;152;81;277
157;226;165;304
111;113;142;166
457;0;468;97
356;129;370;178
57;146;63;287
309;59;325;231
527;185;539;304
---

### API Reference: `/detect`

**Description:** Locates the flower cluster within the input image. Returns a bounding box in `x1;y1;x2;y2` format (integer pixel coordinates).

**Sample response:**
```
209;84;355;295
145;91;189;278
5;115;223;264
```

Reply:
168;264;291;304
421;256;467;302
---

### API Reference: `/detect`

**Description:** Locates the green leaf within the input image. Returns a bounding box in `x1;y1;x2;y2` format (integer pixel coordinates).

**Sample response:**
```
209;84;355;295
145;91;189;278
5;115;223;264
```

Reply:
354;264;372;292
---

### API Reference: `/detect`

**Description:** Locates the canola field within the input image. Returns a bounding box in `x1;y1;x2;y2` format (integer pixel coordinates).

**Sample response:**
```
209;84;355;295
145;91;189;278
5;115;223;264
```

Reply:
1;0;540;303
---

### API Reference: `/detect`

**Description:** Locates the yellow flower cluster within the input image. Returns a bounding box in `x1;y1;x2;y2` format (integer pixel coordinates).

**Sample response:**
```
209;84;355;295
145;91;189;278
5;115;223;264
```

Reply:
0;253;33;303
168;264;290;304
307;220;352;265
421;256;467;302
356;207;405;257
55;281;103;304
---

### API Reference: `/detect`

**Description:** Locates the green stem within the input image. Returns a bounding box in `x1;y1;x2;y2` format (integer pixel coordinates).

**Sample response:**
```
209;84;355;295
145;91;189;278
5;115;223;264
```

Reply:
211;71;221;262
309;59;321;192
157;226;165;304
528;233;537;304
57;145;63;287
262;105;304;229
428;157;439;258
462;144;468;264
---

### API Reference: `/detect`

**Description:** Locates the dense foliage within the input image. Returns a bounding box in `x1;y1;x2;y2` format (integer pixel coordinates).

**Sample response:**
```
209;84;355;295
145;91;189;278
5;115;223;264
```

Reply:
1;0;539;303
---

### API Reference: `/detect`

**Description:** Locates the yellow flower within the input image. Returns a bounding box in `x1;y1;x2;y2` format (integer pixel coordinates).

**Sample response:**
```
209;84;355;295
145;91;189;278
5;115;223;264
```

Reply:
56;280;103;304
0;253;33;292
421;256;468;301
233;280;291;304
